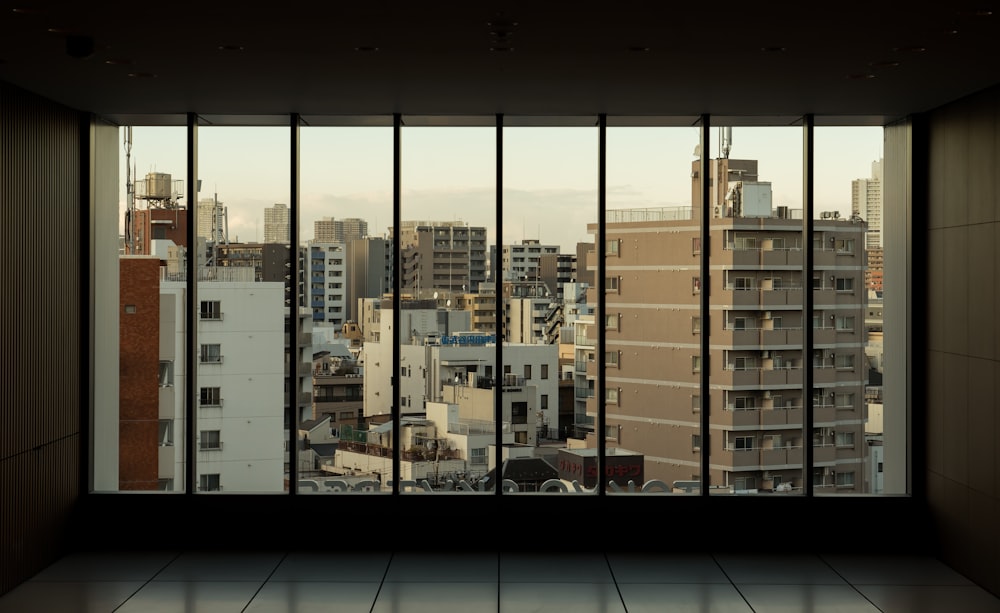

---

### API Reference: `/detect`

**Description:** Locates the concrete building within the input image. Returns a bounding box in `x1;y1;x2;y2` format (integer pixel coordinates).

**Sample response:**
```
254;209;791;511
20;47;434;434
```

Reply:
305;241;348;326
263;203;289;244
583;160;868;492
346;236;392;322
314;217;368;243
393;221;488;293
501;239;560;282
852;159;883;248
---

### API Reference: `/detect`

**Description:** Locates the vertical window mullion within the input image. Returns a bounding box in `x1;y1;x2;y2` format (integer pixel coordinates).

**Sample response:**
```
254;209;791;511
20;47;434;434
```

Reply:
699;115;710;495
185;112;198;496
597;114;607;496
392;113;402;495
288;113;301;494
802;114;815;495
495;113;504;496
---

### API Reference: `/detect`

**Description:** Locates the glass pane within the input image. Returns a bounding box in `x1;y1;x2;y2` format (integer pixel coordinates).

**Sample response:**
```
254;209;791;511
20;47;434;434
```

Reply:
814;126;884;494
604;124;701;495
398;123;496;493
196;126;290;493
300;126;392;494
103;124;187;492
708;125;804;495
504;125;597;493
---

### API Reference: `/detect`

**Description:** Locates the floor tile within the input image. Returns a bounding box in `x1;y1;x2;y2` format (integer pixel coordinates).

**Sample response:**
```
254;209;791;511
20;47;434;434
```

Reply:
153;550;285;581
714;553;846;585
28;550;179;582
372;581;498;613
737;584;882;612
856;585;1000;612
821;553;976;585
617;583;754;613
499;582;626;613
606;552;729;584
270;551;392;582
0;581;144;613
383;552;498;583
113;581;262;613
499;552;614;583
243;581;381;612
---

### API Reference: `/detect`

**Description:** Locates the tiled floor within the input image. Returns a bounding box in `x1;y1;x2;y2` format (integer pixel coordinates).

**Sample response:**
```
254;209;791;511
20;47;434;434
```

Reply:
2;550;999;612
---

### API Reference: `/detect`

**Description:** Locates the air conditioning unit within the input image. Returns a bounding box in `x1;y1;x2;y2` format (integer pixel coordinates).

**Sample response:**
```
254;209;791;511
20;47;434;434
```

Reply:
762;311;772;320
763;390;773;399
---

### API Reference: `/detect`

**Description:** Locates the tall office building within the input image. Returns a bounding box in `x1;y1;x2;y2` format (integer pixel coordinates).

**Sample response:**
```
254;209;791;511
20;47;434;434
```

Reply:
583;157;869;493
264;203;289;244
392;221;488;294
852;159;883;248
346;237;392;323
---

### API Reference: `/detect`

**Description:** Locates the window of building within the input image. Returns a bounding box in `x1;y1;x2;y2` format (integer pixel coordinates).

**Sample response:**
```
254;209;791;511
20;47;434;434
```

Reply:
607;239;619;256
605;351;619;367
692;237;701;254
199;300;222;320
606;276;619;292
692;355;701;373
835;471;856;488
692;277;701;293
199;474;221;492
835;392;855;408
470;448;487;466
692;434;701;451
835;238;855;253
605;313;619;330
199;430;222;451
200;387;222;407
835;277;854;292
606;425;620;441
606;387;619;404
836;431;855;447
733;435;754;450
835;315;856;331
158;360;174;387
692;395;701;413
541;364;548;379
158;420;173;446
199;344;222;363
692;316;701;334
835;353;855;370
540;394;548;410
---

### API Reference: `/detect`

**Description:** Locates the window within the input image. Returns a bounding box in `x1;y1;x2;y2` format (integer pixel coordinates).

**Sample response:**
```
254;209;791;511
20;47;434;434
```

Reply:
606;425;619;441
835;277;854;292
692;316;701;334
836;431;856;447
835;353;855;369
338;411;355;421
607;239;619;256
733;396;756;410
692;395;701;413
605;313;619;330
692;434;701;451
606;276;619;292
733;435;754;450
199;430;222;450
124;304;137;314
692;277;701;293
541;364;549;379
470;447;487;466
692;237;701;254
199;387;222;407
734;476;756;491
158;360;174;387
199;300;222;320
835;238;855;253
524;364;532;379
158;420;173;446
835;392;855;408
199;344;222;363
731;276;753;290
733;317;747;330
835;315;855;331
605;350;619;367
199;474;221;492
540;394;548;410
606;387;619;404
692;355;701;373
836;471;856;488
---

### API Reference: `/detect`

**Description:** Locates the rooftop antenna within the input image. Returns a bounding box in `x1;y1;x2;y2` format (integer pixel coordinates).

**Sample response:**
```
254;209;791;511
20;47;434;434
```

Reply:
721;126;732;159
124;126;135;254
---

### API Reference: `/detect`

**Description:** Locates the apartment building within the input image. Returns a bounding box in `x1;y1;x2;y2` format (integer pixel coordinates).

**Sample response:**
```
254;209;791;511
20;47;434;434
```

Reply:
393;221;488;293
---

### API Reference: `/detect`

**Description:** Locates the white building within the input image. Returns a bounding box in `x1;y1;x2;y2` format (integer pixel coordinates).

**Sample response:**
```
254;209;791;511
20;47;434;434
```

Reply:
501;239;560;281
852;159;882;248
263;203;289;244
305;241;349;326
161;272;286;493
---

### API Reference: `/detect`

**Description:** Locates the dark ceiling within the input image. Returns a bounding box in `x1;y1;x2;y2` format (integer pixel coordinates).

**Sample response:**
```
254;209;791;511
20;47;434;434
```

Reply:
2;2;1000;125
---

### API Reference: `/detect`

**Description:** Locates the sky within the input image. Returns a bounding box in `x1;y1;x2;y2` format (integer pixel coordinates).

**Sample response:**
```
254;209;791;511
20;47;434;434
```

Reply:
118;124;883;254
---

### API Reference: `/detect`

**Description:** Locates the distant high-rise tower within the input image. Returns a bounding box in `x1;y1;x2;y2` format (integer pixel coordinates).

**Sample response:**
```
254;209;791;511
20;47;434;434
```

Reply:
314;217;369;243
852;159;883;249
264;203;289;244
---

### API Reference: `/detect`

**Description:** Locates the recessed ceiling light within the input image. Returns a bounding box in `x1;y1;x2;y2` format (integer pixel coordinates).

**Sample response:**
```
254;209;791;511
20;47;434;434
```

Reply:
218;44;244;51
490;46;514;52
127;72;157;78
354;46;379;52
47;27;78;34
871;60;901;68
847;73;876;80
628;46;650;52
104;58;134;65
761;46;787;52
958;9;992;16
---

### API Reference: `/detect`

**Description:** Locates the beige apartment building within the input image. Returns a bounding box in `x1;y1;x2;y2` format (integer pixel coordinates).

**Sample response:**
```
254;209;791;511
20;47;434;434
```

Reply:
584;158;869;493
393;221;488;293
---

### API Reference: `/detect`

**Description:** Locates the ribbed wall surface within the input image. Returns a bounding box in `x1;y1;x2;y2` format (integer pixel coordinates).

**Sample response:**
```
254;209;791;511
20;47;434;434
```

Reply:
0;81;82;596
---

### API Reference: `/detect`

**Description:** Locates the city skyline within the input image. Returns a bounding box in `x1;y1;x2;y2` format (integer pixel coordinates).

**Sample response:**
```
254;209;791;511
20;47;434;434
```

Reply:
119;125;883;254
